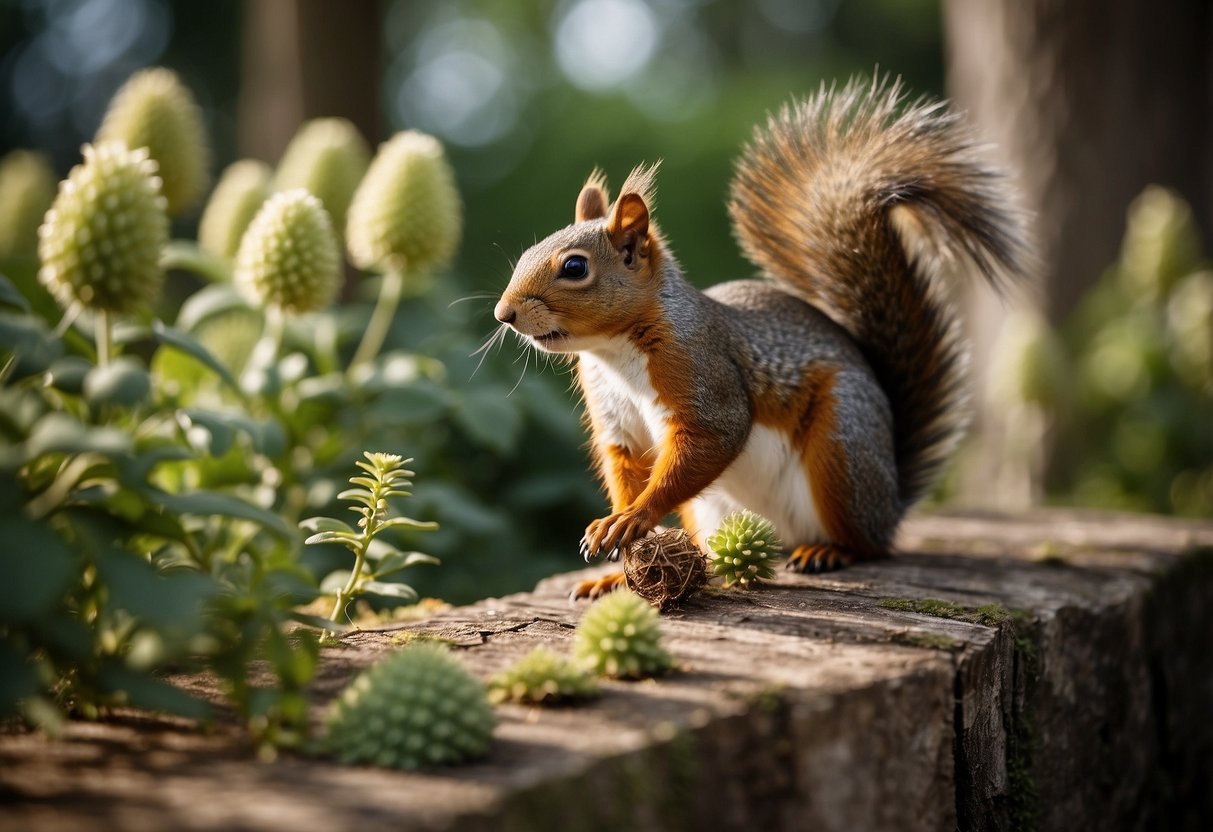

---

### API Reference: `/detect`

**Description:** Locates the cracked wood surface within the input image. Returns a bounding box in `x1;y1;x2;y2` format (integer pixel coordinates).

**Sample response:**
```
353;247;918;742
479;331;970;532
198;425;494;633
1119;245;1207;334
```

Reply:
2;509;1211;831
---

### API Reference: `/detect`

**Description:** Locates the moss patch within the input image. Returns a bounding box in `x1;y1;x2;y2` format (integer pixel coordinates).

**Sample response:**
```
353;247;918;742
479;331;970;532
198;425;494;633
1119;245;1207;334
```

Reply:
878;597;1027;627
893;631;959;651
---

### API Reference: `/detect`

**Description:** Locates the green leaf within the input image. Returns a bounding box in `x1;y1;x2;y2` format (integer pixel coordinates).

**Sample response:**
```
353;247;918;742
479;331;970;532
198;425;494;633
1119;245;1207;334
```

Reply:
97;545;216;632
336;488;376;505
303;530;360;548
175;282;247;332
44;356;93;395
178;409;286;458
139;488;293;539
151;320;241;392
320;569;351;594
98;664;211;720
26;412;132;458
161;239;232;285
0;516;75;622
366;380;450;426
0;310;63;379
116;443;194;486
0;272;32;313
371;549;440;579
83;357;152;408
378;516;439;532
0;643;40;715
298;516;357;536
360;580;418;602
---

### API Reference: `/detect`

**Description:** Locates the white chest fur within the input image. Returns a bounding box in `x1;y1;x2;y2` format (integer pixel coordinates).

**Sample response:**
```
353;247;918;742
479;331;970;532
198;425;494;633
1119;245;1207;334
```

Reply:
578;337;671;453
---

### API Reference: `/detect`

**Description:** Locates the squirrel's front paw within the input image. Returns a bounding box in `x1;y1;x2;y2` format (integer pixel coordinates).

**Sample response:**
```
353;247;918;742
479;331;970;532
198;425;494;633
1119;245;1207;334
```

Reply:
581;510;654;562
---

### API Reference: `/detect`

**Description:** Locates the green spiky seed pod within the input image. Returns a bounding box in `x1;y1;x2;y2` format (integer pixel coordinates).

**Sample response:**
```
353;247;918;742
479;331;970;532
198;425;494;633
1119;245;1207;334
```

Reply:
37;142;168;314
96;67;210;216
345;130;461;274
324;644;495;770
574;589;673;679
275;118;370;234
234;189;339;313
488;647;600;705
0;149;57;259
198;159;272;260
705;510;782;589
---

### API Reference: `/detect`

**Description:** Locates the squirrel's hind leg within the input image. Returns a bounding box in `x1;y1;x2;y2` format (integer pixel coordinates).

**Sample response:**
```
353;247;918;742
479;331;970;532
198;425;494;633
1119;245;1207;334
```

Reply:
569;571;627;601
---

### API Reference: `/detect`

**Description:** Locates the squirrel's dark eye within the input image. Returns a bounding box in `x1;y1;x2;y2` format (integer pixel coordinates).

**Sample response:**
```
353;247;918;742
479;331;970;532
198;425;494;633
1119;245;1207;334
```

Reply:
559;254;589;279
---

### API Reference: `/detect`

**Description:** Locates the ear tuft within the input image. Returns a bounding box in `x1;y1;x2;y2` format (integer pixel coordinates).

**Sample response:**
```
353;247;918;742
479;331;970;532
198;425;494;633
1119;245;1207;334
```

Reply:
575;168;610;223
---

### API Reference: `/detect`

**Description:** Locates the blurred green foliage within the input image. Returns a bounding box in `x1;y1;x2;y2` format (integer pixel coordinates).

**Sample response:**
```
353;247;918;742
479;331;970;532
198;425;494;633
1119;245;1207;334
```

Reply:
1001;187;1213;517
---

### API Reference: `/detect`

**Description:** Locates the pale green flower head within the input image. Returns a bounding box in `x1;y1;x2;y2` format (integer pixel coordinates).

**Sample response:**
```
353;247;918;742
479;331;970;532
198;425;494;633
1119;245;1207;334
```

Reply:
0;149;57;259
198;159;273;260
234;189;340;314
346;130;461;274
96;66;210;216
275;118;371;234
38;142;169;314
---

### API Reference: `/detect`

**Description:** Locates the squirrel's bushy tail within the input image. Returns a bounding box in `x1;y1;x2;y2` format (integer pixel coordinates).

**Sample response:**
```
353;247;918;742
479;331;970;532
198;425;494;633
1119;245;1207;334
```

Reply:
729;76;1032;507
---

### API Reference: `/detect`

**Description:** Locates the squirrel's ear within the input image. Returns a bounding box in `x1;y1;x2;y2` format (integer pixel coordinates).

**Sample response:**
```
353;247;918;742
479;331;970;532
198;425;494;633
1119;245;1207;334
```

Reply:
575;169;610;222
607;193;650;267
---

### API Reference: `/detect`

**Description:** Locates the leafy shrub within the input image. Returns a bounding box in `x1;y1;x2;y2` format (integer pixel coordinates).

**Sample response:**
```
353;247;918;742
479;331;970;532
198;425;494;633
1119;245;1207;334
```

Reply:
0;66;600;750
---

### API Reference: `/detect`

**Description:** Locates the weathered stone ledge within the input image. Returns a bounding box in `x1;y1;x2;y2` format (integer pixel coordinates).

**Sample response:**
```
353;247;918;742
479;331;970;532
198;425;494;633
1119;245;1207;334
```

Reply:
2;509;1211;831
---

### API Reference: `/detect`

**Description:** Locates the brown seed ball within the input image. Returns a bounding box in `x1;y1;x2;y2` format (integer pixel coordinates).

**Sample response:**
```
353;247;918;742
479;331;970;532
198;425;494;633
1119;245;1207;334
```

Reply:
623;529;707;610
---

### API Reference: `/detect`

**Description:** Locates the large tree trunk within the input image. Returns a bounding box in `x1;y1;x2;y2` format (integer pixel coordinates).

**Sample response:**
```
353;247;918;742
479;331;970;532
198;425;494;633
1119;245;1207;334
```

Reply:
237;0;383;163
943;0;1213;507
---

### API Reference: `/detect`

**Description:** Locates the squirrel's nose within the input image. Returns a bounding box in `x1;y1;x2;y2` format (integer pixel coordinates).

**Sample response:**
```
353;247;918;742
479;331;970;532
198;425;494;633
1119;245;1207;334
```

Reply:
494;299;517;325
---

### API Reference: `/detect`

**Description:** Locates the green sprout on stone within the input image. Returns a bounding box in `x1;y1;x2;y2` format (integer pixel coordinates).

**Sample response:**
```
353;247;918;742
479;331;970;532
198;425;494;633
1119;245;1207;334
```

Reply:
300;452;438;639
488;646;600;706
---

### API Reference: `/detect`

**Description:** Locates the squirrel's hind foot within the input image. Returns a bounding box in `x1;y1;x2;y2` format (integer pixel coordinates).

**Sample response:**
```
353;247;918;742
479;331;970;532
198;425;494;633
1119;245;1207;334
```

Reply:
786;544;854;574
569;571;627;602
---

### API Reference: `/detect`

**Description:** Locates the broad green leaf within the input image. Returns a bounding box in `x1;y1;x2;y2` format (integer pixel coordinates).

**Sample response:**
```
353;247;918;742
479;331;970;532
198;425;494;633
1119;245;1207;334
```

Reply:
298;516;357;536
97;545;216;632
360;580;418;601
161;239;232;285
43;356;92;395
320;569;352;594
0;643;40;715
151;320;241;392
371;549;440;579
140;488;292;538
0;310;63;379
0;272;31;312
0;516;75;622
83;357;152;408
116;443;194;486
98;664;211;720
175;282;247;332
26;412;131;458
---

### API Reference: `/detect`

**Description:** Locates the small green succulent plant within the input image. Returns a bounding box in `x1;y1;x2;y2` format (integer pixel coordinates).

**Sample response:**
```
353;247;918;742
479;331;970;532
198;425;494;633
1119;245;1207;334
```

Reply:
705;510;782;588
324;644;495;770
573;589;673;679
488;646;600;705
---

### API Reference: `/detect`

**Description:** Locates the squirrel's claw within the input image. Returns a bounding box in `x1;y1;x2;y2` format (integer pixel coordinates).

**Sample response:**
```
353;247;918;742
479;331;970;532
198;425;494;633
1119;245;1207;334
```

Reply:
786;544;854;574
569;571;627;602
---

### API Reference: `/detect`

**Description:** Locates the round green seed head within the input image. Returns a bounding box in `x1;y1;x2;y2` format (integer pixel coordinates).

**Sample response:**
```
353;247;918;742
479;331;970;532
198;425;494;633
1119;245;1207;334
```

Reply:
346;130;461;274
0;149;57;259
324;644;495;770
198;159;272;260
574;589;672;679
96;66;210;216
275;118;370;234
37;142;168;314
705;510;782;589
234;189;339;314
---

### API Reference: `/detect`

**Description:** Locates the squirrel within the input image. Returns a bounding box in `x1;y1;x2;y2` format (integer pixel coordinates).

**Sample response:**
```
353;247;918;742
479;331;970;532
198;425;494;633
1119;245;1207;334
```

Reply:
493;76;1032;599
